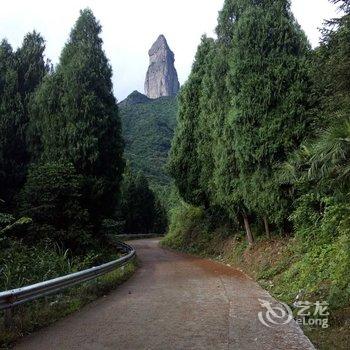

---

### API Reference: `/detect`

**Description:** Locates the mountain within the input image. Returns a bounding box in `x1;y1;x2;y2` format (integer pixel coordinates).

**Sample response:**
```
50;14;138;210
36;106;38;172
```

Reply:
144;35;180;99
119;91;178;186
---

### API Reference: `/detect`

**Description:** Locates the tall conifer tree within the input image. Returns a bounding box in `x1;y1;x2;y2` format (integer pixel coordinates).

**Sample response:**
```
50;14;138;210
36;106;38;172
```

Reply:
212;0;255;243
29;9;124;230
228;0;311;231
0;33;47;207
168;36;213;207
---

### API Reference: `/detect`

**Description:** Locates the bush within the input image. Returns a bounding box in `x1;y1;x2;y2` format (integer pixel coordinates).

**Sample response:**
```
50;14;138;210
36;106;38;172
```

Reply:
162;204;204;250
162;203;232;256
273;196;350;308
273;233;350;309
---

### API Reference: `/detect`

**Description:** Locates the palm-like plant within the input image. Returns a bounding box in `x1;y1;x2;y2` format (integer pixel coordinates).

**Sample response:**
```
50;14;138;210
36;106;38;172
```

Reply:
308;118;350;191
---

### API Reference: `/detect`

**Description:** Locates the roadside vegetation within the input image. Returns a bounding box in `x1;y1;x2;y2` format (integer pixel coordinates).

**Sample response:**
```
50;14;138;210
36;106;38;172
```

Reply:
0;261;136;348
164;0;350;348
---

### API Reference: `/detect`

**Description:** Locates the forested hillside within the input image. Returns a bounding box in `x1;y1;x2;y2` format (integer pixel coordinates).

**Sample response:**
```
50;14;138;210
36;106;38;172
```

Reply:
163;0;350;347
119;91;178;186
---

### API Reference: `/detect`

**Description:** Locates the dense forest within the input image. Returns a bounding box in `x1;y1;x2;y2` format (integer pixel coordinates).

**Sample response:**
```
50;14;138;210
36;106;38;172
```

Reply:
164;0;350;345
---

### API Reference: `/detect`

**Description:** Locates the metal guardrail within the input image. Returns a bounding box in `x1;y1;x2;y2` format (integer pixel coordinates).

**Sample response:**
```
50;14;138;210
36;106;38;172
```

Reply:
0;241;136;312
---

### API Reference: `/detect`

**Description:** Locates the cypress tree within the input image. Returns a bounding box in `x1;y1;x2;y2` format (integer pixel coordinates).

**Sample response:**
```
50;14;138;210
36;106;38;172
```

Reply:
19;162;92;251
120;169;158;234
168;36;213;207
211;0;256;243
29;9;124;230
0;40;20;206
0;33;47;208
196;37;217;203
228;0;311;232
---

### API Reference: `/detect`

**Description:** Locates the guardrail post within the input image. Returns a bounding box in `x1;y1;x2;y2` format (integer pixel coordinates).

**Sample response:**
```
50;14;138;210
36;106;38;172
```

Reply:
4;307;14;330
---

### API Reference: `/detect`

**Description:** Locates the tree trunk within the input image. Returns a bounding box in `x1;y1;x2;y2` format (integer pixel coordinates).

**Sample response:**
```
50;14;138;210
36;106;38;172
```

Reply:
263;216;271;239
243;214;254;245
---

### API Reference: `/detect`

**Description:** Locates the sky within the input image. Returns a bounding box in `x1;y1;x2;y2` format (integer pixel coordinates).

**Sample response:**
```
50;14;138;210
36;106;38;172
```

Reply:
0;0;340;101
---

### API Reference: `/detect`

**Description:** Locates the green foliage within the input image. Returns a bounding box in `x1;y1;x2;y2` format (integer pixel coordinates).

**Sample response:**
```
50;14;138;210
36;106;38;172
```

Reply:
28;9;124;231
282;2;350;239
164;0;350;324
227;0;311;227
168;0;313;241
0;33;47;207
308;119;350;191
162;204;206;251
0;212;15;229
0;250;136;348
168;36;214;207
120;167;167;234
19;162;92;250
212;2;246;222
0;216;32;238
119;92;178;186
0;9;151;346
274;234;350;309
152;197;169;234
162;203;232;255
0;240;77;290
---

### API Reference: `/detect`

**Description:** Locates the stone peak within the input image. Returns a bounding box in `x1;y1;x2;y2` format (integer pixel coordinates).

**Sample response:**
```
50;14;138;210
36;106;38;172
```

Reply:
145;34;180;99
149;34;171;56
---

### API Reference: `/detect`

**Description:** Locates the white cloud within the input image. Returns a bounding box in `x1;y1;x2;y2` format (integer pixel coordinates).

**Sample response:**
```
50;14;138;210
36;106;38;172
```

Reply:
0;0;339;100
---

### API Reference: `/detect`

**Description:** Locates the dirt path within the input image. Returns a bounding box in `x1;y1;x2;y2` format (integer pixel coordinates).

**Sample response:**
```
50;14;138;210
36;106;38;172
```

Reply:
15;239;314;350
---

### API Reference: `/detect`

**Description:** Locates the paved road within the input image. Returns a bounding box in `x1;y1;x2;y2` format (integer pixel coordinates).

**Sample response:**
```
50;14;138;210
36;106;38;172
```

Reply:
15;239;314;350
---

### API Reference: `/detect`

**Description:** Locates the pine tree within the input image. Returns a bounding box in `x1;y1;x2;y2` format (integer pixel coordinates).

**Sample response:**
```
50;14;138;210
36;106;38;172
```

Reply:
331;0;350;13
29;9;125;230
0;40;20;206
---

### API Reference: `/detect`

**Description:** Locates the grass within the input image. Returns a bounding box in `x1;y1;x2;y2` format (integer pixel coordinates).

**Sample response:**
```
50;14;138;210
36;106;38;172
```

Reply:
304;309;350;350
0;260;137;349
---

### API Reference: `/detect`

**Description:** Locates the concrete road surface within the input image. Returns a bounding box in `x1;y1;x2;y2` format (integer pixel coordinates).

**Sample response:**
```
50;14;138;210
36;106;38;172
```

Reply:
15;238;314;350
